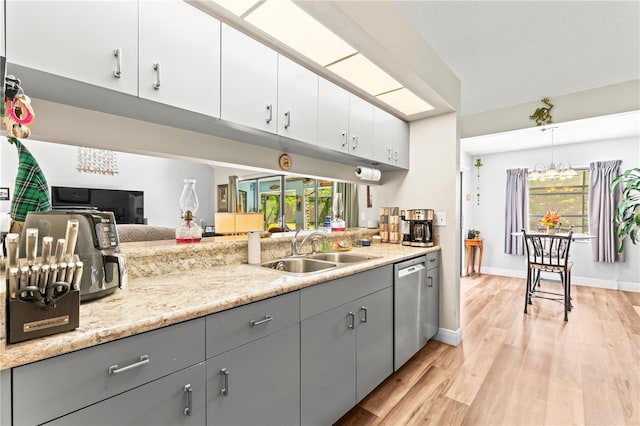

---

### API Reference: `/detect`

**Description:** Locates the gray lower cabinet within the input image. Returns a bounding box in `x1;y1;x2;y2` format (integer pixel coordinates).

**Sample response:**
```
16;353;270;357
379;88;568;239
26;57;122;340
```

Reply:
425;252;441;341
45;362;206;426
1;369;10;426
300;272;393;426
206;324;300;426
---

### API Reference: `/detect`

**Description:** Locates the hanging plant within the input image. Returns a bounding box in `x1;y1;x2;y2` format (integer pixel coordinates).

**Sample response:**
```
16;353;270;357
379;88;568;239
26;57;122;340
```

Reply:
475;158;483;206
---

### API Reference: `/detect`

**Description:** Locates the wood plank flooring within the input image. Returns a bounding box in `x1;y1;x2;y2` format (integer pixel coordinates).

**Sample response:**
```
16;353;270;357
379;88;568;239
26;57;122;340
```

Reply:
337;274;640;425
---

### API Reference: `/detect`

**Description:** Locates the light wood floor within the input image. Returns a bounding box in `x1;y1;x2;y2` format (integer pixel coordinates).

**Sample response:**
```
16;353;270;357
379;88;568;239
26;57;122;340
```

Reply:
337;274;640;425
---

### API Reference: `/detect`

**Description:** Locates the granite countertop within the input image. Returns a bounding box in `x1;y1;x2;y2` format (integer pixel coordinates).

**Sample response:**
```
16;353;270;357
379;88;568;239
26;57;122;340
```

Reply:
1;236;439;370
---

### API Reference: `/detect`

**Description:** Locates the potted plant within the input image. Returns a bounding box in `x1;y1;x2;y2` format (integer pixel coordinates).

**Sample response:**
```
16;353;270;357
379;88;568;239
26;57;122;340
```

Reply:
611;168;640;252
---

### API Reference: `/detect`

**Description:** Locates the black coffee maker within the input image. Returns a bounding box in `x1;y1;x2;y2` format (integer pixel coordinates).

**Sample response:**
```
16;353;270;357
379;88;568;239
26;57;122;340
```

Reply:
405;209;434;247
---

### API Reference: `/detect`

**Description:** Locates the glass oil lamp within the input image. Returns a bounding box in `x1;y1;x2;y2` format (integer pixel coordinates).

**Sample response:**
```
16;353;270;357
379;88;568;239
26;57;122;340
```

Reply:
176;179;202;243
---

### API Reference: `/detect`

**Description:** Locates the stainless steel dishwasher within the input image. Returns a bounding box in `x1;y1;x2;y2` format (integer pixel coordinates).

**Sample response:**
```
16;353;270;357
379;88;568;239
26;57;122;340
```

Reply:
394;255;429;371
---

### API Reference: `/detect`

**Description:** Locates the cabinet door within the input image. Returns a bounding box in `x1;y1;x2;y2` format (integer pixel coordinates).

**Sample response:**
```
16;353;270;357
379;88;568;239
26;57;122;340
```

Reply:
46;362;206;426
356;287;393;402
6;1;138;95
220;24;278;133
277;55;318;144
139;0;220;117
207;325;300;426
0;0;4;58
317;78;350;153
301;303;357;425
1;370;10;426
373;107;410;168
348;95;374;159
425;267;440;341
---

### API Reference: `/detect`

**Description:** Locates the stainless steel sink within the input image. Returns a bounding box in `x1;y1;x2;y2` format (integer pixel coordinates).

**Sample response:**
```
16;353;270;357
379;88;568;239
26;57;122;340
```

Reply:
307;253;378;263
261;258;337;274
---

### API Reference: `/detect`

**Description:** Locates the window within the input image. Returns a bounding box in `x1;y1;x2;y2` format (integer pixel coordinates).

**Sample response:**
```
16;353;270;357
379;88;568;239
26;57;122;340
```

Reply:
529;169;590;233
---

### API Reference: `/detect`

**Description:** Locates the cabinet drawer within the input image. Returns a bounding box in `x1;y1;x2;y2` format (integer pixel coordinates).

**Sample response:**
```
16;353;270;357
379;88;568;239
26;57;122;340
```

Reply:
426;250;441;270
13;318;205;425
46;362;206;426
206;291;299;358
300;265;393;320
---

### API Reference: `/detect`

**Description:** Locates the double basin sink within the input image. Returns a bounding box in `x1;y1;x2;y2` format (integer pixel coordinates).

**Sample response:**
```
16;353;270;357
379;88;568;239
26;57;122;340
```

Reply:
261;252;378;275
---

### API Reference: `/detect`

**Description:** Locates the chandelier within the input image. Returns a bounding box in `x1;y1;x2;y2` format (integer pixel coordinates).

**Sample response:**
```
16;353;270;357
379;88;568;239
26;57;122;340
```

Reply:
529;126;577;181
77;147;119;175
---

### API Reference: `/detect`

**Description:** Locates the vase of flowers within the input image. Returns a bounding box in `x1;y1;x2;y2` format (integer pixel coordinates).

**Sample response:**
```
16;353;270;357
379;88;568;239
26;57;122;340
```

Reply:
540;210;561;234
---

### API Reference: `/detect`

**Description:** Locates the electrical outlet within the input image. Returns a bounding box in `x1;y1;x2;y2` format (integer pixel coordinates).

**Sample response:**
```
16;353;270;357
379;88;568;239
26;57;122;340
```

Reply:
435;211;447;226
360;212;367;221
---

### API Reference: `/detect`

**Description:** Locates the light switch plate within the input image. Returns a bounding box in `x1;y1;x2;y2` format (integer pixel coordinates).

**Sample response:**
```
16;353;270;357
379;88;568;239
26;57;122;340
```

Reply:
435;211;447;226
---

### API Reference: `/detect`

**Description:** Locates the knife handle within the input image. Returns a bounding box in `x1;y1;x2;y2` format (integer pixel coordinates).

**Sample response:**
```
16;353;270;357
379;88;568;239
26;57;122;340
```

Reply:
41;236;53;265
54;239;66;264
26;228;38;266
6;233;19;269
8;267;19;299
64;220;79;262
73;261;83;291
40;264;50;293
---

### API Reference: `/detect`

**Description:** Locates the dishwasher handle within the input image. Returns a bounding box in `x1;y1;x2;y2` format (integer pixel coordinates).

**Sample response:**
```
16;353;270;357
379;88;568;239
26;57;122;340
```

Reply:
397;263;426;278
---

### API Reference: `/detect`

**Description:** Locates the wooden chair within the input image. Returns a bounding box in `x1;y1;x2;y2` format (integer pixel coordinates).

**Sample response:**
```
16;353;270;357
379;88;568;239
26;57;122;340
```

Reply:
522;228;574;321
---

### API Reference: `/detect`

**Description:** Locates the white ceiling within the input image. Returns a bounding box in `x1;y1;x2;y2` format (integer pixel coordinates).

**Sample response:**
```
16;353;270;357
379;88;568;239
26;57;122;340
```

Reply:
394;1;640;116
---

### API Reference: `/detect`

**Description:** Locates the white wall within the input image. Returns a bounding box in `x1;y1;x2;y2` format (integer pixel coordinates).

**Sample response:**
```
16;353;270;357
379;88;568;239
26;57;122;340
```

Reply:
462;136;640;291
361;112;461;340
1;139;216;227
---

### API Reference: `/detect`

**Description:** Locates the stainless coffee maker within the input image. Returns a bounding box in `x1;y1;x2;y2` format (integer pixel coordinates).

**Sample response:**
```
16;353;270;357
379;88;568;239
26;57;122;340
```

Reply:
405;209;434;247
20;210;127;302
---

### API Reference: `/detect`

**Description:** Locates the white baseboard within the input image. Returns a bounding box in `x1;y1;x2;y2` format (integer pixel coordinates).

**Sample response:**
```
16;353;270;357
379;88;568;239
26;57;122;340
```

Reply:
434;327;462;346
477;267;640;293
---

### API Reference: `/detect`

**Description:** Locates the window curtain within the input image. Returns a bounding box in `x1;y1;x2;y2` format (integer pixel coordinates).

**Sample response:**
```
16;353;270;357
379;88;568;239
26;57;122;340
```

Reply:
504;168;529;255
337;182;359;228
589;160;623;262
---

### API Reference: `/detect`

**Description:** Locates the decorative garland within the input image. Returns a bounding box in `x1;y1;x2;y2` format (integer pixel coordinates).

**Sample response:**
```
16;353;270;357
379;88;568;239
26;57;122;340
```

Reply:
474;158;483;205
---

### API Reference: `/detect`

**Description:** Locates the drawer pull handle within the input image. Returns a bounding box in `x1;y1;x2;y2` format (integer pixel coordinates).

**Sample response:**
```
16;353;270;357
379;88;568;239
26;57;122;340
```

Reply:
360;306;368;323
428;276;433;288
284;111;291;129
220;368;230;396
108;354;149;375
249;315;273;327
347;311;355;329
183;384;192;416
341;131;347;147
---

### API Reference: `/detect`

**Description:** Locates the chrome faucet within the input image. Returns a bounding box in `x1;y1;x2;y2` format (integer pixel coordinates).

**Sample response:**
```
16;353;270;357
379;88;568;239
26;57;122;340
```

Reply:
291;230;323;256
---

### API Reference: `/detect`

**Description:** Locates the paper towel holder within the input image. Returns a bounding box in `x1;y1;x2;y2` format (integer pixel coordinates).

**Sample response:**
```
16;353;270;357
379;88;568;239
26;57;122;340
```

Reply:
355;166;382;182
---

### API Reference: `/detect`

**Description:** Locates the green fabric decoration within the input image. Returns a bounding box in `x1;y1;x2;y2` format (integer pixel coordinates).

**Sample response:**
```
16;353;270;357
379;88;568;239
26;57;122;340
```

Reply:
8;137;52;222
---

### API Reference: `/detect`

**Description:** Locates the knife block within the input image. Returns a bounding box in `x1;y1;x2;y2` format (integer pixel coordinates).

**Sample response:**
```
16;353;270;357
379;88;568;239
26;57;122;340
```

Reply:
5;286;80;344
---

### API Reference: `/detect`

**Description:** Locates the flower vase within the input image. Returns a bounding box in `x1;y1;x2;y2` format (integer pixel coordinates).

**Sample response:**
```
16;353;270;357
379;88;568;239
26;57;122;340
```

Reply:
547;226;556;234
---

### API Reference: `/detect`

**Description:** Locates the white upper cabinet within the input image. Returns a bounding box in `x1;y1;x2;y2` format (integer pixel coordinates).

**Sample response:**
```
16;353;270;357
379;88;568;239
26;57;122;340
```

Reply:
277;55;318;145
317;78;350;153
6;1;138;95
221;24;278;133
1;0;5;57
139;1;220;117
348;95;374;160
373;107;410;169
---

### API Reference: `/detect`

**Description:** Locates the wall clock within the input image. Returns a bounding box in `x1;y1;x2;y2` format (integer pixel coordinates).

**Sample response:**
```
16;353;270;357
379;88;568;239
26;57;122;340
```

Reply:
278;153;292;171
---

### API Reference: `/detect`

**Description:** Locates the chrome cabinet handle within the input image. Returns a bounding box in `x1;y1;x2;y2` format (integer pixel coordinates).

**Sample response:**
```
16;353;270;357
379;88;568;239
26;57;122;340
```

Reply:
220;368;229;396
352;135;359;150
347;311;355;329
341;131;347;147
360;306;368;323
284;111;291;129
387;147;392;160
183;384;192;416
108;354;149;375
394;150;399;162
153;63;161;90
428;276;433;288
113;48;122;78
266;104;273;123
249;315;273;327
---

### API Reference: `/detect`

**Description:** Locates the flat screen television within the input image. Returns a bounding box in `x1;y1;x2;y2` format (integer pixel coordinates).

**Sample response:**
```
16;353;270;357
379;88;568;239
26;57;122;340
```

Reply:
51;186;144;224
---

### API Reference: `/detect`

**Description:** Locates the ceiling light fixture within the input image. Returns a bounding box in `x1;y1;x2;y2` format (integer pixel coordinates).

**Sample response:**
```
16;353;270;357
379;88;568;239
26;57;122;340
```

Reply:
211;0;433;116
529;127;577;181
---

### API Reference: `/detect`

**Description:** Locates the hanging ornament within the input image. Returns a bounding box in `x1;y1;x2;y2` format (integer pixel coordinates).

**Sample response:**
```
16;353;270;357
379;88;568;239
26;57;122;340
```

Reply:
474;158;483;206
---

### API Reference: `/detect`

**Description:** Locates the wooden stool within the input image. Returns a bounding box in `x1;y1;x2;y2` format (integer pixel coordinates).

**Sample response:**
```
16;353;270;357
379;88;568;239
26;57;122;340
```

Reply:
465;238;484;276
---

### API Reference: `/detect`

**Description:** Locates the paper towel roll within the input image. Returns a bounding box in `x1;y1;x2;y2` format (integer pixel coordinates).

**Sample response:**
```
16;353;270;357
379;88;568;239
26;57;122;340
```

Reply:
355;167;381;181
248;231;262;264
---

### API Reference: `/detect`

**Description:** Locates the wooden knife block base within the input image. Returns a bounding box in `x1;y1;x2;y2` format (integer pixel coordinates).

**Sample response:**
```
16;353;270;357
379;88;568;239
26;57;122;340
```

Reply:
6;289;80;344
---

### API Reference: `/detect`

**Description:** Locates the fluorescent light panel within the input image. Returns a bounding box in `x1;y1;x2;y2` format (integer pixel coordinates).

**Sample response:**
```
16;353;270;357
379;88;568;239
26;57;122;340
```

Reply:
245;1;356;66
327;54;402;96
377;88;434;115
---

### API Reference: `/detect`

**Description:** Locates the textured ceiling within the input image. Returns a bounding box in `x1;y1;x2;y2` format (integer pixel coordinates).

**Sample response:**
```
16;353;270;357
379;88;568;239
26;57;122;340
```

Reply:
395;1;640;116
